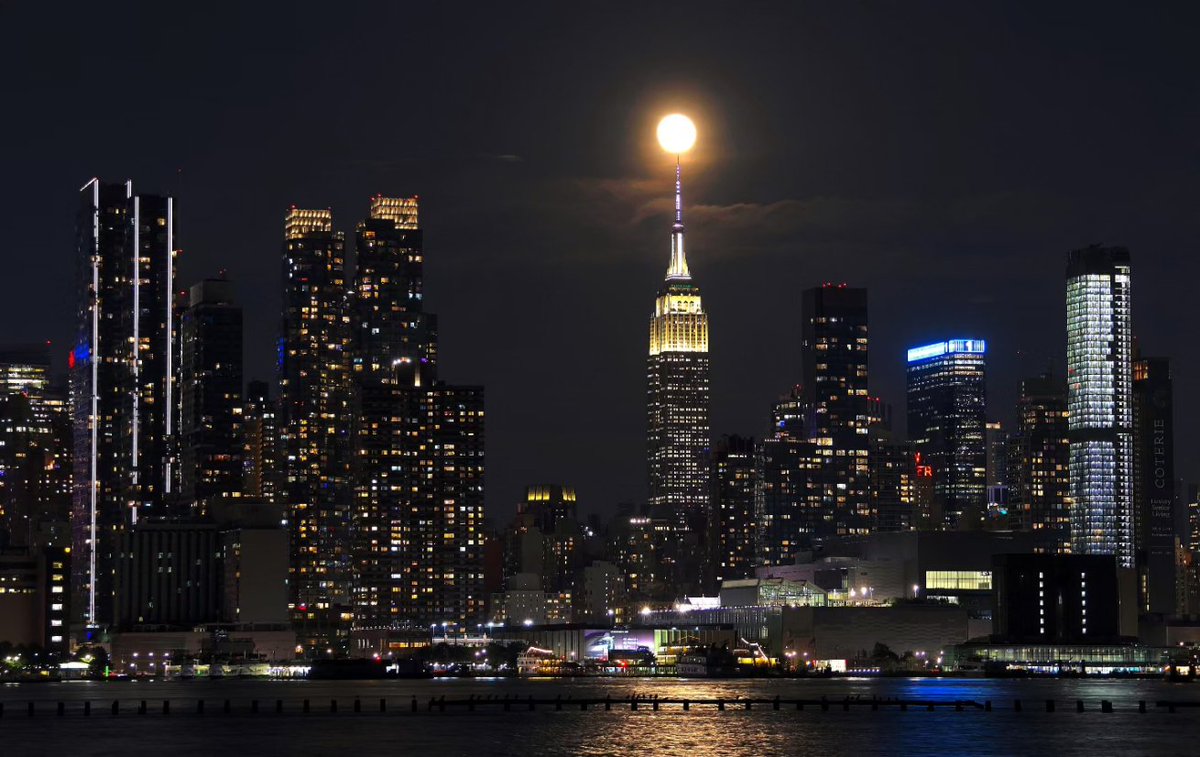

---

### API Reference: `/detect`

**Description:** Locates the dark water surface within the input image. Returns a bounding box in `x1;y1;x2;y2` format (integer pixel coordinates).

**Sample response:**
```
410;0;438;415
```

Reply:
1;677;1196;756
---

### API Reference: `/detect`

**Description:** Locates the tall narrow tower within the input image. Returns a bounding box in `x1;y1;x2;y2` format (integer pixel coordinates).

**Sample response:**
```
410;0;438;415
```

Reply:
71;179;176;628
278;207;353;653
1066;245;1134;568
647;115;710;530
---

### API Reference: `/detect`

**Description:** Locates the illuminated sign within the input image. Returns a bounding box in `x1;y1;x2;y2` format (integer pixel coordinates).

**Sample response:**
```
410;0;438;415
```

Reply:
906;339;986;363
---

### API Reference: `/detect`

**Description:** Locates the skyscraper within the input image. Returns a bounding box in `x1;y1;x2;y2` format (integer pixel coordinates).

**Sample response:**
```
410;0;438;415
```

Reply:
278;207;353;652
1132;355;1176;613
708;435;757;586
646;159;710;529
71;179;177;627
349;197;485;632
0;346;70;549
756;388;821;565
906;339;988;529
800;285;871;536
179;277;243;507
1066;245;1134;568
1008;372;1070;552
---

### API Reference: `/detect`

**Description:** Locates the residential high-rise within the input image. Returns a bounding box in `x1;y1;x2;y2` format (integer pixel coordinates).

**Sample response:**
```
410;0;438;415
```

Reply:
179;277;243;507
906;339;988;529
800;285;871;537
278;207;353;652
71;179;177;628
0;347;70;549
241;380;279;503
349;197;485;632
1066;246;1135;568
1008;372;1070;553
868;430;921;533
646;160;710;529
1132;355;1176;613
708;435;757;586
756;388;821;566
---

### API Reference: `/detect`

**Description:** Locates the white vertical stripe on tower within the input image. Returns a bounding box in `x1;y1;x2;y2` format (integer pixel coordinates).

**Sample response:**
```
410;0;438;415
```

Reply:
131;191;140;508
88;179;100;626
165;196;174;495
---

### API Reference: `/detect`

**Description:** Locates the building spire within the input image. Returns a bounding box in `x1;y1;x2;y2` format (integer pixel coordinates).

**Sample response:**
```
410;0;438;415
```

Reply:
666;155;691;280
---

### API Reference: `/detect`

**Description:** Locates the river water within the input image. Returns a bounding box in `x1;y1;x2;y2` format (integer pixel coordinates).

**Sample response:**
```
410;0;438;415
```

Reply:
1;677;1195;756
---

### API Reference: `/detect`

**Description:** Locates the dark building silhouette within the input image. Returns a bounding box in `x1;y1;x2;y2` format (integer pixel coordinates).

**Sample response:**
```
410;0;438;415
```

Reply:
1008;372;1071;553
241;380;279;503
1132;355;1176;614
71;179;177;628
709;435;757;586
756;388;820;565
800;285;871;537
180;277;243;506
992;553;1127;644
906;339;988;529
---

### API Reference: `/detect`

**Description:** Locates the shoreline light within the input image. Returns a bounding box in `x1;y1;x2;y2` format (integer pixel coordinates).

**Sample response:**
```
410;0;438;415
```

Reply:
657;114;697;154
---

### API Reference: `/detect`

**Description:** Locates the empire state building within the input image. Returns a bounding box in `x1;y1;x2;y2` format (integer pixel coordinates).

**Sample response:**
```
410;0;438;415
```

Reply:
646;149;711;529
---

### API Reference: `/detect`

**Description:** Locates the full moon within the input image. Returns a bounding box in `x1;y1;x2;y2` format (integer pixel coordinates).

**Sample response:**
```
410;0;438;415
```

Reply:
657;113;697;154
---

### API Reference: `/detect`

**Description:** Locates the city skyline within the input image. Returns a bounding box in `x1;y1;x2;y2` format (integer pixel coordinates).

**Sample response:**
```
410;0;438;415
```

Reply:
4;3;1199;518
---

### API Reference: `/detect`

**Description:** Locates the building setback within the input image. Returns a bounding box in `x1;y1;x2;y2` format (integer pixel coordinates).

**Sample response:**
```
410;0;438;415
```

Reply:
350;197;485;632
646;159;710;530
1065;246;1135;568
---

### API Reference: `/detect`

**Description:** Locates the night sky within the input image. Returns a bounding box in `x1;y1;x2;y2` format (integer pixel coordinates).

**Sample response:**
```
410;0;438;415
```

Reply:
3;2;1198;522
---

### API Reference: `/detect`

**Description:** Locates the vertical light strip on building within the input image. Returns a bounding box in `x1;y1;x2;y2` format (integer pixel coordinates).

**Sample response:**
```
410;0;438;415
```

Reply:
88;178;100;625
129;184;140;523
164;196;174;494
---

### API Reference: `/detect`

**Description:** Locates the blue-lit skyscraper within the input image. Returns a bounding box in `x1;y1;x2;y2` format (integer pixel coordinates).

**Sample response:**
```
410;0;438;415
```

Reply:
1066;245;1135;568
906;339;988;529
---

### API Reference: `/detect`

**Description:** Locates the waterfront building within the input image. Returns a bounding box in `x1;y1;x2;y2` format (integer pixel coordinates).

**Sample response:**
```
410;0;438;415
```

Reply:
0;545;70;653
1007;372;1071;553
906;339;988;529
179;277;243;506
71;179;177;628
646;158;710;530
992;553;1134;643
1132;355;1176;614
1066;245;1135;567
